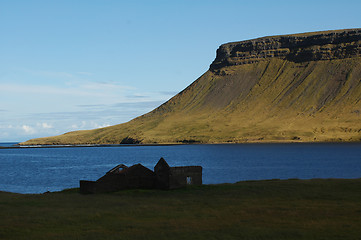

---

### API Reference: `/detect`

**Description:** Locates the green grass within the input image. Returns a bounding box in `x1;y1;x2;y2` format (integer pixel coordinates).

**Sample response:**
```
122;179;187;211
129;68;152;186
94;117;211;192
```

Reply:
1;179;361;240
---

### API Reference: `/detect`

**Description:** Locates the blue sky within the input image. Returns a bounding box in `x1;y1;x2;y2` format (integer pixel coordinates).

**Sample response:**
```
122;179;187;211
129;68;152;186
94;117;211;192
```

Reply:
0;0;360;142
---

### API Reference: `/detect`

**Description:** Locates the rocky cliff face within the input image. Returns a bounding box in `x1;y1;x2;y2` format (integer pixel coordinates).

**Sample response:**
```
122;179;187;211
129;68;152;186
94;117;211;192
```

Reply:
210;29;361;72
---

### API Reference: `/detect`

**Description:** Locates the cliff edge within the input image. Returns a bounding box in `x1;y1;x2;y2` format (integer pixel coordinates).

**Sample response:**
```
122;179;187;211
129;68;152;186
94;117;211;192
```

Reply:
210;29;361;71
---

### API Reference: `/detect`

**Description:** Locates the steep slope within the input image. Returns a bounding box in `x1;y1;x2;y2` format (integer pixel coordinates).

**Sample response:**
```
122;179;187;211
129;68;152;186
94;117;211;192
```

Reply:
22;29;361;145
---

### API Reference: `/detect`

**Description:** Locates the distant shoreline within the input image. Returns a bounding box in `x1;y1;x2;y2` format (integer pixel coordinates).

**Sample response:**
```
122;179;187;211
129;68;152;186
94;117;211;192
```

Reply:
0;143;182;149
2;141;361;149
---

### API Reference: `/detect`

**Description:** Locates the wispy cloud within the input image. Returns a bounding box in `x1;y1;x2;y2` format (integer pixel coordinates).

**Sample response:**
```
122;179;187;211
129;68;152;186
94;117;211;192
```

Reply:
22;125;36;134
0;99;167;141
0;70;174;141
0;83;87;96
0;82;130;98
159;91;179;96
112;100;164;109
126;94;148;99
7;69;131;91
76;104;106;108
28;109;150;121
0;125;13;129
124;91;177;101
75;100;165;111
38;122;53;129
70;121;110;131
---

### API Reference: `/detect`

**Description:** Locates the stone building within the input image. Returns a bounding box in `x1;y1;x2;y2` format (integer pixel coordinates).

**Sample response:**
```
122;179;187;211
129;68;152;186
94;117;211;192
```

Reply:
80;158;202;194
154;158;202;189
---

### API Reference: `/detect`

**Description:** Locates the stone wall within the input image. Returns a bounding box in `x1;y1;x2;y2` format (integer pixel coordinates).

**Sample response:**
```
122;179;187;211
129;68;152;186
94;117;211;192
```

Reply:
80;159;203;193
169;166;202;189
80;164;156;194
79;180;96;194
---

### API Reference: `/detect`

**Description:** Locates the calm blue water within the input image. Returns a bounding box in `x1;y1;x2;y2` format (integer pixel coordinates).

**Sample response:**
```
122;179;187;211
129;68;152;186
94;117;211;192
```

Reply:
0;143;361;194
0;142;19;147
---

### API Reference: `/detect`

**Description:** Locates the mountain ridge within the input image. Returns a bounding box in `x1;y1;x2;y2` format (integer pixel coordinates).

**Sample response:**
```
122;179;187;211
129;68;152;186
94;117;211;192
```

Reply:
21;29;361;145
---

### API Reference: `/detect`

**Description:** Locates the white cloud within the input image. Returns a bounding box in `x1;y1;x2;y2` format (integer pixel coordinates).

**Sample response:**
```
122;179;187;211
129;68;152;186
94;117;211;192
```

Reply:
0;83;104;97
0;81;134;100
43;123;52;129
81;121;87;128
22;125;36;134
69;121;110;131
37;122;53;129
92;123;111;129
0;69;174;142
0;123;61;141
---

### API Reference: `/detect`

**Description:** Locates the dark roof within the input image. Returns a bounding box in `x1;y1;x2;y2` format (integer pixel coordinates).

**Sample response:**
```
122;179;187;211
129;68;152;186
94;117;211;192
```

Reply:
107;164;128;174
120;164;155;176
155;157;170;170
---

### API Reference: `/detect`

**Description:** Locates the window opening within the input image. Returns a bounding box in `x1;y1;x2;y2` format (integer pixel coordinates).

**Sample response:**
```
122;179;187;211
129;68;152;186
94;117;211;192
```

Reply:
186;176;192;185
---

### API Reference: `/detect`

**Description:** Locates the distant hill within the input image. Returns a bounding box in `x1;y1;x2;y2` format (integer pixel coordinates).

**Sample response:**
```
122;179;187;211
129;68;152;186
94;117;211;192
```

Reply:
22;29;361;145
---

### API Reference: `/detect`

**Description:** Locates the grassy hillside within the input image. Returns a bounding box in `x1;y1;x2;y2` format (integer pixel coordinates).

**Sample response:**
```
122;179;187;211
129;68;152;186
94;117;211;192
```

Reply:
21;29;361;145
1;179;361;240
22;58;361;145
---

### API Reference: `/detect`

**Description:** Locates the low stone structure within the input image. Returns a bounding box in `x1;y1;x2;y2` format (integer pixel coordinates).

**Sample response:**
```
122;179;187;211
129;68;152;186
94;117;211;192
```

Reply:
154;158;202;189
80;158;202;194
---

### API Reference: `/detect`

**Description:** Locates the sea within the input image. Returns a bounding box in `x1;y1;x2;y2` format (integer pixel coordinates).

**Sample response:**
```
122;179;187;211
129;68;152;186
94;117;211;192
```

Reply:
1;142;361;194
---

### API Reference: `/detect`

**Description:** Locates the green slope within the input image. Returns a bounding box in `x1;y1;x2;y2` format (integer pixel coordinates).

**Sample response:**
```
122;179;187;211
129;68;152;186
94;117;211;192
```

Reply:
21;29;361;145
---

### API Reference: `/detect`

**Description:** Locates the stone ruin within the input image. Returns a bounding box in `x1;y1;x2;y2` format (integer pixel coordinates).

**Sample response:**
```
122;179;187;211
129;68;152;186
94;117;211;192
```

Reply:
80;158;202;194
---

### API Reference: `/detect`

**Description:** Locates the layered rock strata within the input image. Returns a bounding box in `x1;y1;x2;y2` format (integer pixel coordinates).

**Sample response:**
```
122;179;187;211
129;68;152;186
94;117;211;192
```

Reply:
210;29;361;72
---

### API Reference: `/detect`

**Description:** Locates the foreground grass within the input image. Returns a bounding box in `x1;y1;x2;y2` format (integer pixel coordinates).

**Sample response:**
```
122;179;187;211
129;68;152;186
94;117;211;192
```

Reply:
1;179;361;240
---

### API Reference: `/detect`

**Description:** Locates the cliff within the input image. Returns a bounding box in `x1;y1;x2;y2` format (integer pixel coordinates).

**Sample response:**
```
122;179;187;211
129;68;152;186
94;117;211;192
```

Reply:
210;29;361;71
21;29;361;145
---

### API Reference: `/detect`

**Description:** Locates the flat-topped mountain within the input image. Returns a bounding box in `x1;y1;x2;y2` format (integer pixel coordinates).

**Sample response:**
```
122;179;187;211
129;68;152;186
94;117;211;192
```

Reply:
210;29;361;71
22;29;361;145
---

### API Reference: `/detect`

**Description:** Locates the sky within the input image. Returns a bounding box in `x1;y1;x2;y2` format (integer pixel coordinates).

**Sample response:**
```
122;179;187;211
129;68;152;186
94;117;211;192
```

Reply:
0;0;360;142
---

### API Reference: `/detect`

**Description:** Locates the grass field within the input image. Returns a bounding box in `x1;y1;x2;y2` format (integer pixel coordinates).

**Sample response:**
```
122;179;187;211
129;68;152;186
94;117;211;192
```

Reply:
1;179;361;240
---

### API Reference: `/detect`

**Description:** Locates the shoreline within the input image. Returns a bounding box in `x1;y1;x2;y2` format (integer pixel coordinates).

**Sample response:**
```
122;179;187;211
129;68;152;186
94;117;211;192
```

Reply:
0;143;183;149
1;140;361;149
